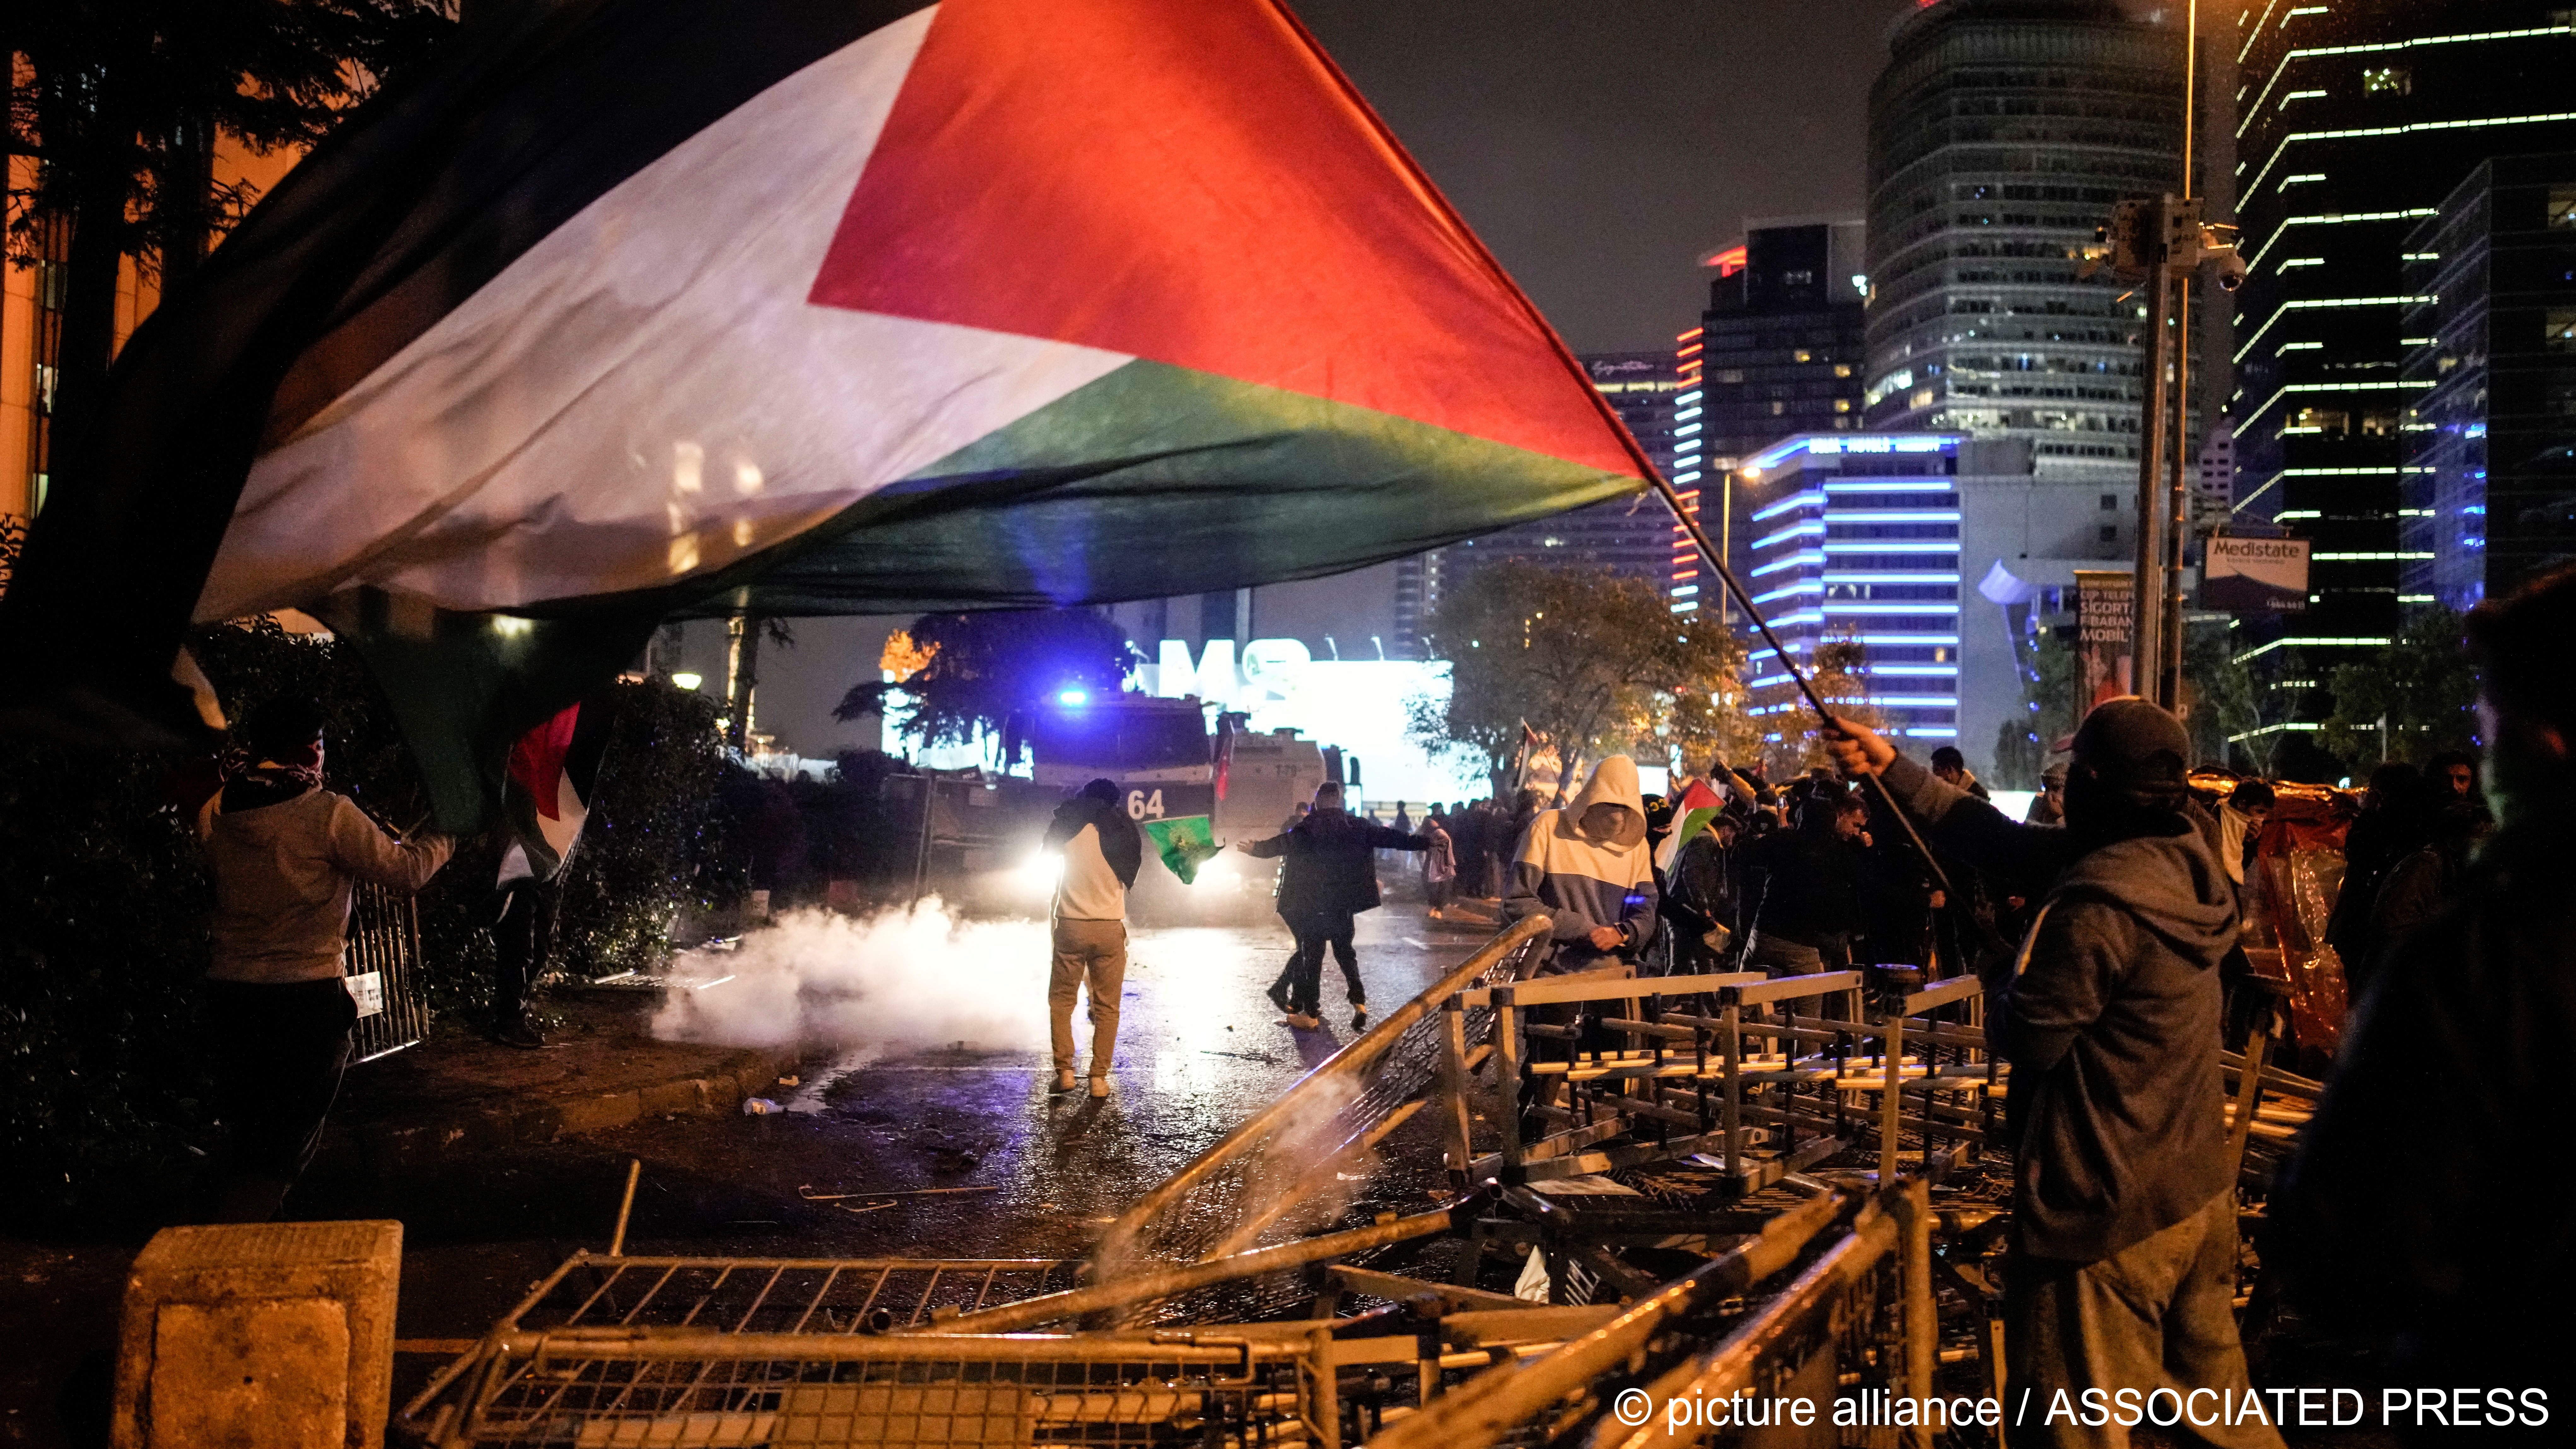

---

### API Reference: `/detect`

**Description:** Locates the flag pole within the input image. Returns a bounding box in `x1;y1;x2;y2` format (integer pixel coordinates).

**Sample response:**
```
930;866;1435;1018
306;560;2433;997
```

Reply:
1646;470;1954;897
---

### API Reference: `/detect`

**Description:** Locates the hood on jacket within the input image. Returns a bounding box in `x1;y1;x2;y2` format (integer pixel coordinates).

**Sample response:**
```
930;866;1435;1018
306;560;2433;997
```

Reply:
2053;826;2237;968
1559;756;1646;850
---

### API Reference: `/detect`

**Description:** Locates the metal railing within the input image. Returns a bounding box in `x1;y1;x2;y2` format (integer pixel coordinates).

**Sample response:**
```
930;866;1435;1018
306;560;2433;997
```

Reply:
347;880;430;1062
1363;1180;1937;1449
1083;915;1551;1325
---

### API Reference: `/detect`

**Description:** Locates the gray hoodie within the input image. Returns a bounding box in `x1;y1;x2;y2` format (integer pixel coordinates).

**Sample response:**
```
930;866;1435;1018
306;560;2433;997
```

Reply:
1884;754;2236;1263
1504;756;1658;973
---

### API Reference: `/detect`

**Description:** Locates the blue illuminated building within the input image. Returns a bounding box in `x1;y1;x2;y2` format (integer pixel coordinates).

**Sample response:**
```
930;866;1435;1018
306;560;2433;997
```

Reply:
1739;432;1969;744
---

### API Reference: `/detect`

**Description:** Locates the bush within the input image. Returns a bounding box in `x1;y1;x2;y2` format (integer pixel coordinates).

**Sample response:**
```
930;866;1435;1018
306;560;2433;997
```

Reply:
0;619;748;1216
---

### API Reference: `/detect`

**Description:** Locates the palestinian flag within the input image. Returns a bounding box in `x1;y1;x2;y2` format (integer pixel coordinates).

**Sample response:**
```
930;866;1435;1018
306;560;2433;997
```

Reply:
1653;778;1727;874
1141;814;1222;886
0;0;1652;830
501;695;617;880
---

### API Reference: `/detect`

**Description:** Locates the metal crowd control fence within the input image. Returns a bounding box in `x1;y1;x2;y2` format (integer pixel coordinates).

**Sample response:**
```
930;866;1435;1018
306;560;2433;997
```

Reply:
1084;915;1552;1324
1448;967;2003;1196
347;880;430;1062
396;1255;1083;1445
1365;1180;1938;1449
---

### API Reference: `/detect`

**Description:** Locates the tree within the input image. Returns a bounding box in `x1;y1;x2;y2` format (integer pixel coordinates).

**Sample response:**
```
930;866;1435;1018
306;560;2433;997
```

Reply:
2189;628;2301;776
8;2;454;460
1407;561;1749;795
838;608;1140;766
1992;625;2075;789
2319;605;2480;768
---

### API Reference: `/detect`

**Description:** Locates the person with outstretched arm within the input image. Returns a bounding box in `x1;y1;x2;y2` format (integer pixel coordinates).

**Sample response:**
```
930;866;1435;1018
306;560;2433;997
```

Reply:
1823;700;2280;1449
198;695;453;1222
1238;780;1426;1030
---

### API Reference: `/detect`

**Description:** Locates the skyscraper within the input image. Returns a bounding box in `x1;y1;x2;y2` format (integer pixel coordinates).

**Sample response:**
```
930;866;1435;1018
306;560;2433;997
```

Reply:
1439;350;1683;591
2233;3;2576;653
1863;0;2184;488
2401;153;2576;612
1683;222;1870;615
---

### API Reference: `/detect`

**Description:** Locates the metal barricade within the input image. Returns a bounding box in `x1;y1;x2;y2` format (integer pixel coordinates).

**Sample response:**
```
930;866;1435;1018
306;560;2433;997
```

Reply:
1362;1180;1937;1449
398;1255;1086;1446
1086;916;1551;1325
347;880;430;1062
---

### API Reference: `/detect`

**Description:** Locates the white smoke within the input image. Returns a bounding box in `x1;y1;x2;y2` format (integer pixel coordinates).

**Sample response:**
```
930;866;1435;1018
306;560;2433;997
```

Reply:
650;901;1053;1056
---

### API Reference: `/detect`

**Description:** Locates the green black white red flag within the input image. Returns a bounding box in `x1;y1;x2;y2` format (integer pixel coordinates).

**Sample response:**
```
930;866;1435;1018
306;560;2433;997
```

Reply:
0;0;1652;829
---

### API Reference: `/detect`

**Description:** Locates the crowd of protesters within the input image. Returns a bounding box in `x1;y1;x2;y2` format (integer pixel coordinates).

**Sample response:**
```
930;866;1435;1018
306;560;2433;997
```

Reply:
1236;566;2576;1443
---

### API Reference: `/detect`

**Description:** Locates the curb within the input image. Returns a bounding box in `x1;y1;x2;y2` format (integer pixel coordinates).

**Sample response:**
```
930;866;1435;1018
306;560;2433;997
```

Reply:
322;1043;806;1175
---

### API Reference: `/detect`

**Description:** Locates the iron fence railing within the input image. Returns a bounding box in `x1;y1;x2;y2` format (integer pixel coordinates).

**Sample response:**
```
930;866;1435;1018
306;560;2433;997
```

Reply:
347;880;429;1062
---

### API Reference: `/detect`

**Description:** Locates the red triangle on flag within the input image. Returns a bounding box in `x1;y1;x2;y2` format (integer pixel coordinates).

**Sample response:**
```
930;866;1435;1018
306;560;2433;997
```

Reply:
808;0;1645;477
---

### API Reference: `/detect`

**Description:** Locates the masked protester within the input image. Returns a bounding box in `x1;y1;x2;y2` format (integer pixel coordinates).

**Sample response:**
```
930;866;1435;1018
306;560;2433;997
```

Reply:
198;695;453;1222
1503;756;1657;976
2271;570;2576;1435
1825;699;2281;1449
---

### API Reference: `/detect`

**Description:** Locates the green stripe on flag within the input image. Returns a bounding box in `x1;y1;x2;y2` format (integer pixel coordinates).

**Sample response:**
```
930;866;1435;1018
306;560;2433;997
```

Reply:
1143;814;1223;885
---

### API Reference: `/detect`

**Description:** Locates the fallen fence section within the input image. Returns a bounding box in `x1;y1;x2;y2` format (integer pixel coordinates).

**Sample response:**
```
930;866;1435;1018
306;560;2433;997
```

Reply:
1369;1179;1939;1449
1084;914;1553;1326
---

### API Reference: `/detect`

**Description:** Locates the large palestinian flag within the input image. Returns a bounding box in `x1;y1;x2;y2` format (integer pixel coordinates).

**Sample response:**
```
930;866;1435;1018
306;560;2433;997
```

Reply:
0;0;1653;829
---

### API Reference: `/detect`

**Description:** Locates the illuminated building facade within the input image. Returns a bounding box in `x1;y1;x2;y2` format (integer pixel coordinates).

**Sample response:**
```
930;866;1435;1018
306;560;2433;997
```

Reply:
1862;0;2183;488
2234;3;2576;657
2399;152;2576;612
1675;222;1870;615
1738;433;1969;745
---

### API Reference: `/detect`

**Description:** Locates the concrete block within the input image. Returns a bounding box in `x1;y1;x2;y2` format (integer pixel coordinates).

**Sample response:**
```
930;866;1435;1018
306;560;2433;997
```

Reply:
113;1220;401;1449
555;1090;641;1136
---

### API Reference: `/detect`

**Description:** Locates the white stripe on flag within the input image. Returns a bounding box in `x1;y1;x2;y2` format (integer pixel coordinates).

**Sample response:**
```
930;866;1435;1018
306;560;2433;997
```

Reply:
200;5;1131;621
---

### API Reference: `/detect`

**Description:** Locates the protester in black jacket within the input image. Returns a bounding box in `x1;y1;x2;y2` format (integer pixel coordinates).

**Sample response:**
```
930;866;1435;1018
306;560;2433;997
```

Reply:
2272;571;2576;1438
1827;700;2282;1449
1238;781;1426;1030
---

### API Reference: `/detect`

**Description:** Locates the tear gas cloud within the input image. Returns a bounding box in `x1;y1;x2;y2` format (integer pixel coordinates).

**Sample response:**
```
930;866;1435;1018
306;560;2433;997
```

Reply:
652;902;1053;1057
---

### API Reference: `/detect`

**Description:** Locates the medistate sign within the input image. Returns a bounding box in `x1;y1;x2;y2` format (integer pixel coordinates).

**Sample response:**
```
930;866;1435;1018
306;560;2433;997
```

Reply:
2203;536;2310;613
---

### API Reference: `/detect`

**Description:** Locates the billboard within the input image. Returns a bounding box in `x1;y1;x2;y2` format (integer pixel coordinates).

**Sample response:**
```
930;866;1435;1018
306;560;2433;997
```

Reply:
2203;536;2310;612
2072;569;2134;713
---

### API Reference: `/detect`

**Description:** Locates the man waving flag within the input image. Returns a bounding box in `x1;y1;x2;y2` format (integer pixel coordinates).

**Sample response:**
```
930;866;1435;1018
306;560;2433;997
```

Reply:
0;0;1654;828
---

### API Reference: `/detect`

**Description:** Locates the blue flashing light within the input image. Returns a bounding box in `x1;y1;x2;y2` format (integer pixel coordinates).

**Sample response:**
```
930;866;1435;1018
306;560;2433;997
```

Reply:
1056;688;1089;707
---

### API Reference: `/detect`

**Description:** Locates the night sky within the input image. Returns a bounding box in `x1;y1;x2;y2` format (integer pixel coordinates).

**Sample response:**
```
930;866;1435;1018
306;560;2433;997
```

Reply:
1289;0;1922;354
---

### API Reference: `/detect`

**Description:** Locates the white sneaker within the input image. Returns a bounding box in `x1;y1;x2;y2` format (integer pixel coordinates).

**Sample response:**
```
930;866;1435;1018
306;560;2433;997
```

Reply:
1088;1076;1110;1098
1055;1068;1077;1092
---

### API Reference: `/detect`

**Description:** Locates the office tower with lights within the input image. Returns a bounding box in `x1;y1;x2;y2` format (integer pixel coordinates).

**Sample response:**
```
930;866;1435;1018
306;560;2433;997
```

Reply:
1738;433;1969;745
2400;153;2576;613
1863;0;2183;487
2234;3;2576;655
1445;351;1683;588
1675;222;1870;615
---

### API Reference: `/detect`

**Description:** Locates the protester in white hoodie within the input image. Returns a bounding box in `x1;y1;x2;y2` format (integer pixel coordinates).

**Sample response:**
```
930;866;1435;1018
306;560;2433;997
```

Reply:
1503;756;1658;975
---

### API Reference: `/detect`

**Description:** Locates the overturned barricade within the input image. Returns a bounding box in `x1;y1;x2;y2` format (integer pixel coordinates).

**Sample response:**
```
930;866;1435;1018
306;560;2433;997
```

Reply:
395;920;2013;1446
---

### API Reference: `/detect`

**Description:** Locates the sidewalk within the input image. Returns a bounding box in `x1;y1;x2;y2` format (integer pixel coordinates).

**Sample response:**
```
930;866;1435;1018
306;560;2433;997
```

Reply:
320;990;803;1174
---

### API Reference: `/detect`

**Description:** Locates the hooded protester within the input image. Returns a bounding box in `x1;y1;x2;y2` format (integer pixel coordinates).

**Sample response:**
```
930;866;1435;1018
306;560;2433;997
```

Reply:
2271;564;2576;1445
2026;761;2068;825
1043;778;1143;1097
1825;699;2282;1449
198;694;454;1222
1239;780;1427;1029
1503;756;1658;975
1421;811;1457;919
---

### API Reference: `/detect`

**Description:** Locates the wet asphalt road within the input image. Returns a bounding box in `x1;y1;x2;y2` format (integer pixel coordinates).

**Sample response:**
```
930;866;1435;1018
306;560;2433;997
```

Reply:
0;907;1485;1446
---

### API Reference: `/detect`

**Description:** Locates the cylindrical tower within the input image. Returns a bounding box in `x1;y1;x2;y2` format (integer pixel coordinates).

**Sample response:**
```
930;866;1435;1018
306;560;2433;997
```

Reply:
1863;0;2183;490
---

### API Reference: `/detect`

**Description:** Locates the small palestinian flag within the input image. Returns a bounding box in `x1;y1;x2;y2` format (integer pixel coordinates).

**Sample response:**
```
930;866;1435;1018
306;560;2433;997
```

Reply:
1143;815;1223;886
0;0;1651;830
1654;779;1728;874
501;695;617;880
